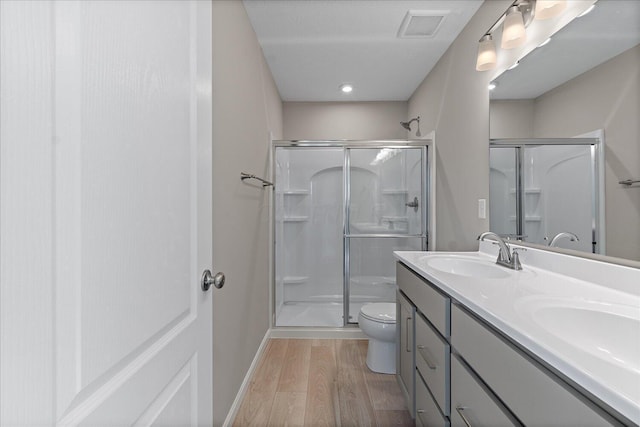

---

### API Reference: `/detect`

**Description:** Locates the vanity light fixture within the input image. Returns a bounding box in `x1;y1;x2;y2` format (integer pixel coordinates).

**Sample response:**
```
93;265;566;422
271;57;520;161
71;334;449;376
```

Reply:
340;84;353;93
502;6;527;49
535;0;566;20
476;34;497;71
475;0;569;72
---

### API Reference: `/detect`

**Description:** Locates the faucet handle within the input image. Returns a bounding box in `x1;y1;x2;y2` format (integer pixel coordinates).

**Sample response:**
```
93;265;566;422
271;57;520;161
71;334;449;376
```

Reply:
510;247;526;270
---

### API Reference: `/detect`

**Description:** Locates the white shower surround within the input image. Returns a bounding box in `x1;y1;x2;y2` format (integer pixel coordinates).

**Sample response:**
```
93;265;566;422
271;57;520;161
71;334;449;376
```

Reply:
274;145;425;327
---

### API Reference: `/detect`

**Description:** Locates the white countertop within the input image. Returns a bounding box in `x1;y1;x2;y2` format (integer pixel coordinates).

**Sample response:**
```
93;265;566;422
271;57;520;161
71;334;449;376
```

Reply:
394;242;640;424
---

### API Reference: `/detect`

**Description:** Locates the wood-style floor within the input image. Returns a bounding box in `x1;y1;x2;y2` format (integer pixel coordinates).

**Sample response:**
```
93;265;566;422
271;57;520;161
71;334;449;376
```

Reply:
232;339;414;427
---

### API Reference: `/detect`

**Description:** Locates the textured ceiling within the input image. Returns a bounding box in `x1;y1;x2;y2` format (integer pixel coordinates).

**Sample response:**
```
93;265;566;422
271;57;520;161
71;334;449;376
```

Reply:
243;0;482;102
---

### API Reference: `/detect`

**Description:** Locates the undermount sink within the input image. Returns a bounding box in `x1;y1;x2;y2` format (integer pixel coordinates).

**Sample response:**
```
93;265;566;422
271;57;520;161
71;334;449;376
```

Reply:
518;297;640;373
425;255;511;279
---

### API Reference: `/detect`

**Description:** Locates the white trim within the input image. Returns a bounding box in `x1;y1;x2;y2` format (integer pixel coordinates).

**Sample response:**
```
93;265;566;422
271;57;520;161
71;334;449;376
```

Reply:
576;129;606;255
425;130;437;250
221;330;271;427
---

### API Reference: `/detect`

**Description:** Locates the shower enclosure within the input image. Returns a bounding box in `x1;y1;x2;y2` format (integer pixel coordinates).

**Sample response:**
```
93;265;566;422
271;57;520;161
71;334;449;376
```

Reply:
489;136;604;253
273;141;428;327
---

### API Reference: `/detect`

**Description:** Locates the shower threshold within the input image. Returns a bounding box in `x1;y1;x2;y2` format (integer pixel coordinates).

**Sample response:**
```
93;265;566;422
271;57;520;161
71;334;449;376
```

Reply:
276;301;369;327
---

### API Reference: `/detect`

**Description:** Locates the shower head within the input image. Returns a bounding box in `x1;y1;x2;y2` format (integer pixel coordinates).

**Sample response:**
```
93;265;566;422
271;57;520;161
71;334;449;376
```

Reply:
400;116;421;137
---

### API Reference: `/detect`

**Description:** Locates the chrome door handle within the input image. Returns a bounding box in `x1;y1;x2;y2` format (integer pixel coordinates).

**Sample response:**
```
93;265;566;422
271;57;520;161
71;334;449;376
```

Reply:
405;196;419;212
201;269;225;291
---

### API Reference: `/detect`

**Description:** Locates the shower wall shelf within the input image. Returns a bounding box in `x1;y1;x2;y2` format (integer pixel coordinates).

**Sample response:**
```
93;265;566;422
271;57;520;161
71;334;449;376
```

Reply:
381;189;409;195
283;216;309;222
279;189;310;195
282;276;309;285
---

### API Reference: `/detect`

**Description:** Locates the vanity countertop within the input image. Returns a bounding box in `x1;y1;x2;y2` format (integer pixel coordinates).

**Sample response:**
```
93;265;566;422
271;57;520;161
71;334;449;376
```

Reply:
394;242;640;424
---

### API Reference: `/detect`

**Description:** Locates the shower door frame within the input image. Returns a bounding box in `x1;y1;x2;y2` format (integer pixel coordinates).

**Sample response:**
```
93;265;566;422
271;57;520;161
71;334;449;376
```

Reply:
490;135;604;254
271;140;430;328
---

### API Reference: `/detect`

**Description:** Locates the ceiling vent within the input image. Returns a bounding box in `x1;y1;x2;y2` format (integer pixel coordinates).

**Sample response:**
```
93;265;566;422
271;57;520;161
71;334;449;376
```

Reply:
398;10;447;38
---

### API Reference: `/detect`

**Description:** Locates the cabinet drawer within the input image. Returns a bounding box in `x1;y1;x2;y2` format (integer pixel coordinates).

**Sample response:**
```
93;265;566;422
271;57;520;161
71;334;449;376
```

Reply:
451;355;519;427
397;262;449;337
451;305;621;426
416;372;449;427
416;312;450;415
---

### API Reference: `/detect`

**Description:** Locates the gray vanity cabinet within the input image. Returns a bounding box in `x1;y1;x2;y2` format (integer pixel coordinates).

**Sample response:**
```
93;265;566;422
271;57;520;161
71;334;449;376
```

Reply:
397;263;450;426
397;289;415;416
451;304;622;427
396;261;628;427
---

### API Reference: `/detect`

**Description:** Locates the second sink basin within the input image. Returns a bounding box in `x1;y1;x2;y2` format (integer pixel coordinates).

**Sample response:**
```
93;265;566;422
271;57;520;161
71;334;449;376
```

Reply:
517;297;640;373
425;255;510;279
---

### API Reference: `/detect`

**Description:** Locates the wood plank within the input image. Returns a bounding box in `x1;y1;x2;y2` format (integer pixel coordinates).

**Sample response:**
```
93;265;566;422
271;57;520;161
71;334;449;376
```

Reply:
233;339;289;427
359;333;407;410
278;339;312;392
267;392;306;427
336;339;368;371
304;343;339;427
336;340;376;427
364;370;408;411
310;339;334;347
374;410;415;427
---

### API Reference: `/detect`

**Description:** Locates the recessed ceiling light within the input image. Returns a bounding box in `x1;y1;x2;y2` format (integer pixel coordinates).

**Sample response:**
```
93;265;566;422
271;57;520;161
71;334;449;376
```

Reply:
340;84;353;94
488;82;497;91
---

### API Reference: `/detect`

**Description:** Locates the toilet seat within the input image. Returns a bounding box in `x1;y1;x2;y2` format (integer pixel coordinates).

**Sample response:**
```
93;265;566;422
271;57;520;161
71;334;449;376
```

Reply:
359;303;396;324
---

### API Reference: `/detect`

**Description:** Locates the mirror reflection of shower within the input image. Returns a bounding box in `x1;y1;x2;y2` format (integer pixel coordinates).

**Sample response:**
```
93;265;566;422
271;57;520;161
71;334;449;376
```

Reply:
400;116;421;137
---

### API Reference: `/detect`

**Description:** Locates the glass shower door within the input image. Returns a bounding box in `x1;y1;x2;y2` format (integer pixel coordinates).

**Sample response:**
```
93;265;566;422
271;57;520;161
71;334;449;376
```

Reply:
345;147;426;323
489;147;519;238
274;147;344;326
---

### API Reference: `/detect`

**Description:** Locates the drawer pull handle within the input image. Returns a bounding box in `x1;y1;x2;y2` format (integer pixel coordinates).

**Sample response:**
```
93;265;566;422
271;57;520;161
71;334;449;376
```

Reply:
406;317;412;353
416;409;427;425
417;345;437;370
456;406;473;427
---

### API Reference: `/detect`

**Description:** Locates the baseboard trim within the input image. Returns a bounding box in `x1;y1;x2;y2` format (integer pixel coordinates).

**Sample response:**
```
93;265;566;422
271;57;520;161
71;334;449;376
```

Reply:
269;327;366;339
222;329;272;427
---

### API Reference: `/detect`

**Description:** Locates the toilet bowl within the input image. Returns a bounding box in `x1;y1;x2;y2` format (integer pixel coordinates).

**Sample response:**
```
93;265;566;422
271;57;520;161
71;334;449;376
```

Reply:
358;302;397;374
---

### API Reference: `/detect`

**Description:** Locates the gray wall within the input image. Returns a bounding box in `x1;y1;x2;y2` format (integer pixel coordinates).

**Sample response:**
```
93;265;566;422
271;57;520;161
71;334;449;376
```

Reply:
408;1;512;251
490;99;535;139
212;1;283;424
283;101;408;140
533;45;640;260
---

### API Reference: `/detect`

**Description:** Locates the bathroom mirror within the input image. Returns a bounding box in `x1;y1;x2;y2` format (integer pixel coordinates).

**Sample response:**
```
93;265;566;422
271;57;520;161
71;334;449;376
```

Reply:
489;0;640;262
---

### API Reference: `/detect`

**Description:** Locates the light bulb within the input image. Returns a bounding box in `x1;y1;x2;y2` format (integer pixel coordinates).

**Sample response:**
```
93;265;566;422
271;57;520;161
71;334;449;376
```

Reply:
535;0;567;20
501;6;526;49
340;84;353;93
476;34;497;71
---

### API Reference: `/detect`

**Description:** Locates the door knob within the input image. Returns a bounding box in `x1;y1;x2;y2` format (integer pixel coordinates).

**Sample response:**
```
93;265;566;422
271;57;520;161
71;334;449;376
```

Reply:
201;269;225;291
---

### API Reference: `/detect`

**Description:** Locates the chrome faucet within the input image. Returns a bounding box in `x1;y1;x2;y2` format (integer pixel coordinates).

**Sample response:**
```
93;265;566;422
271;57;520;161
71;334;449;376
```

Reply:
548;232;579;247
477;231;524;270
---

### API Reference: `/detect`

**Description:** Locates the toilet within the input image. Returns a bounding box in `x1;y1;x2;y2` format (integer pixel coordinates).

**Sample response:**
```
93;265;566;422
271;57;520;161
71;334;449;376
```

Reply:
358;302;397;374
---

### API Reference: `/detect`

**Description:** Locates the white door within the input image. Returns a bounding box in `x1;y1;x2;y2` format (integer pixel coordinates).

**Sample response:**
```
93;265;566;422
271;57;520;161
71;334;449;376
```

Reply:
0;1;213;425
